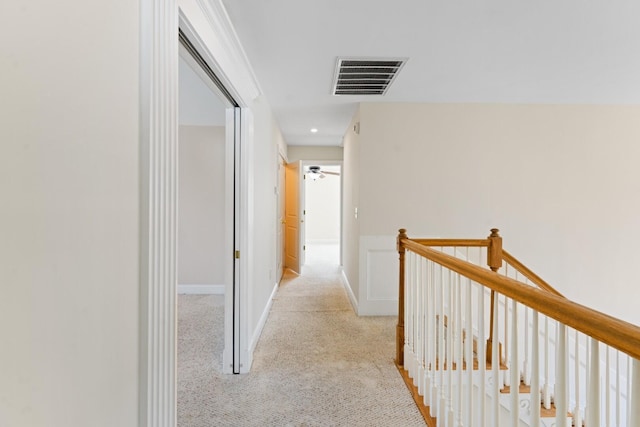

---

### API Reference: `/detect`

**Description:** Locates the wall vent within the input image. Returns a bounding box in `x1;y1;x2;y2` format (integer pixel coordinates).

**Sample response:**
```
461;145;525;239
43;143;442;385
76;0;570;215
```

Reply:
332;58;407;96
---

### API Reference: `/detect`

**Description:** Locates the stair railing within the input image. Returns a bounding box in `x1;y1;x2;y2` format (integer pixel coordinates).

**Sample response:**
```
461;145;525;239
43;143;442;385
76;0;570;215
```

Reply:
397;228;640;427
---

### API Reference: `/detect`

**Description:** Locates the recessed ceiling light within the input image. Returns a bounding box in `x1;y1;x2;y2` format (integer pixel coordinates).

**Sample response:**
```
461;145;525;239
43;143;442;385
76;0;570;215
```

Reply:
310;128;318;133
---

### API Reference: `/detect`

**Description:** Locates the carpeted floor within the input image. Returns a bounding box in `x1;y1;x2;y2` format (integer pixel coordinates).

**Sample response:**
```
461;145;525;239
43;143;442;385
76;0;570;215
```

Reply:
177;245;425;426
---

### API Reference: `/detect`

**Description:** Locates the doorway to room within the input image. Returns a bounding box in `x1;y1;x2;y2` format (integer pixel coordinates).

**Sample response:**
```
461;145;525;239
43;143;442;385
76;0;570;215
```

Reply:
284;161;342;273
177;30;243;375
303;164;341;266
177;48;228;296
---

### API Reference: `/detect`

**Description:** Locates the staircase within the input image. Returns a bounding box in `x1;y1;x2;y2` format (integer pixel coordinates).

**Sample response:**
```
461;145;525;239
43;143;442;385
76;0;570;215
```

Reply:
395;229;640;427
399;319;572;426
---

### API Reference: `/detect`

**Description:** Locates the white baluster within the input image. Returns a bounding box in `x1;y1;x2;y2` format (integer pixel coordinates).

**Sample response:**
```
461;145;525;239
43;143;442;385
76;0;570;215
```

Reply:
606;346;611;427
630;358;640;427
456;273;463;427
530;311;541;427
431;259;437;409
574;330;583;427
413;253;418;379
447;269;454;426
616;352;620;427
437;263;445;420
410;252;416;379
410;254;416;382
555;323;568;427
423;258;428;397
543;317;551;409
510;298;519;426
504;292;510;388
523;302;530;386
424;260;433;407
405;252;411;376
627;356;632;427
426;260;435;409
420;258;428;402
477;283;486;427
413;253;419;380
423;258;429;396
465;274;473;426
413;257;425;395
587;338;600;426
492;291;500;427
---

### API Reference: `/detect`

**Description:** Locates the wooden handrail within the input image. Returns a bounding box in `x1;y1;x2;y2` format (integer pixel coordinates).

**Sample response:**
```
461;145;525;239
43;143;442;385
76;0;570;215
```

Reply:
409;234;564;296
501;249;564;297
399;237;640;361
411;238;490;247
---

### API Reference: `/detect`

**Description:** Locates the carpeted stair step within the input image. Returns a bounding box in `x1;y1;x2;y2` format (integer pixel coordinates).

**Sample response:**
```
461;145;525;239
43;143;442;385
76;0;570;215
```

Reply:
501;379;573;420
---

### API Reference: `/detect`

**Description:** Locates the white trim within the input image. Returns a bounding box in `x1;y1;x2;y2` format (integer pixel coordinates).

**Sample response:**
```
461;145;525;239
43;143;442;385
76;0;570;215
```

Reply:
139;0;178;424
178;284;225;294
238;108;254;373
178;0;259;376
358;235;398;316
222;107;236;374
245;281;279;373
300;160;343;266
141;0;261;418
341;269;359;314
178;0;260;106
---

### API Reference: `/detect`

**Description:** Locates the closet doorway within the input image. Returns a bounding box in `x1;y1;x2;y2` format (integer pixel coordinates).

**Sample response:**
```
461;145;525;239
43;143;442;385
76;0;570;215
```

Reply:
177;31;243;375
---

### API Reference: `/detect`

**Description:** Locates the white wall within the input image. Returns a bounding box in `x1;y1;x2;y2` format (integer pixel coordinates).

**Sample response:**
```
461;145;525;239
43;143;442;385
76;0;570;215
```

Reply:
350;102;640;324
246;95;288;358
0;1;139;425
178;125;226;288
287;145;343;162
342;110;361;311
305;166;341;244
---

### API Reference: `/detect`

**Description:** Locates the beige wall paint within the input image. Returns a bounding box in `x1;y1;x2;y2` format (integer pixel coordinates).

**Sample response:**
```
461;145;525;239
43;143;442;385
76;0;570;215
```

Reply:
342;109;361;305
247;95;287;348
178;126;226;285
287;145;343;162
0;0;139;425
356;102;640;324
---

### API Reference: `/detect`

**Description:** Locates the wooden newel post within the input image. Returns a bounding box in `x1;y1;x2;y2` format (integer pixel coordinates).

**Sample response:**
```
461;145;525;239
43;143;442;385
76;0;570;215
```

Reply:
396;228;408;367
487;228;502;272
486;228;502;364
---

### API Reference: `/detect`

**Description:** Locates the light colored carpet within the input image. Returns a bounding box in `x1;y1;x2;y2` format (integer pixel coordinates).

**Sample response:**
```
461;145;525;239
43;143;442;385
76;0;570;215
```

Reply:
177;249;425;426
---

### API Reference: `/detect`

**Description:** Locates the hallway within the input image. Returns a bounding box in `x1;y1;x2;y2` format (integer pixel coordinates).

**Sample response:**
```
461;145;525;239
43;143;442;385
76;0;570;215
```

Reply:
177;245;424;426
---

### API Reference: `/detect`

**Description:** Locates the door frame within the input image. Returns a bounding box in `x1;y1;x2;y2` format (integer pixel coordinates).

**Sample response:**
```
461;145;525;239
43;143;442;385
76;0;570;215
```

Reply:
139;0;260;423
276;153;286;283
300;160;343;266
284;161;304;274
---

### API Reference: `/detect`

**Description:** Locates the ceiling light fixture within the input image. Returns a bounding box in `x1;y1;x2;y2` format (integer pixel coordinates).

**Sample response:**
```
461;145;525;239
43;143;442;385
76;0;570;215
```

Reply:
310;128;318;133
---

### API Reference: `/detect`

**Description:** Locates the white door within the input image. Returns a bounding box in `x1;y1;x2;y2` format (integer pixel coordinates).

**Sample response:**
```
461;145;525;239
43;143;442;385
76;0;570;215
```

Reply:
284;161;304;273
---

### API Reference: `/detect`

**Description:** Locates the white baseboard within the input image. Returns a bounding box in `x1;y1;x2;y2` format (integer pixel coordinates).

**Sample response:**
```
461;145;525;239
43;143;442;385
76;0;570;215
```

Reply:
245;281;279;372
341;269;359;314
177;284;225;295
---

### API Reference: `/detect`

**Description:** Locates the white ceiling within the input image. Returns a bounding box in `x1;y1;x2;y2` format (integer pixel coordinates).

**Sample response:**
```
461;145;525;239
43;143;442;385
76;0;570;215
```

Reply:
221;0;640;147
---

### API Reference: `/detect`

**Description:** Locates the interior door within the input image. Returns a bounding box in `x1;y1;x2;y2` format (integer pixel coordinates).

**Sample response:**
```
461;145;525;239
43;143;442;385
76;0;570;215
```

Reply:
284;161;302;274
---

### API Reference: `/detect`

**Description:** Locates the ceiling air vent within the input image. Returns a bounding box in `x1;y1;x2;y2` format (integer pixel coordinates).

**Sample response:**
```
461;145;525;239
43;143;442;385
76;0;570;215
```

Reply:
332;58;407;96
